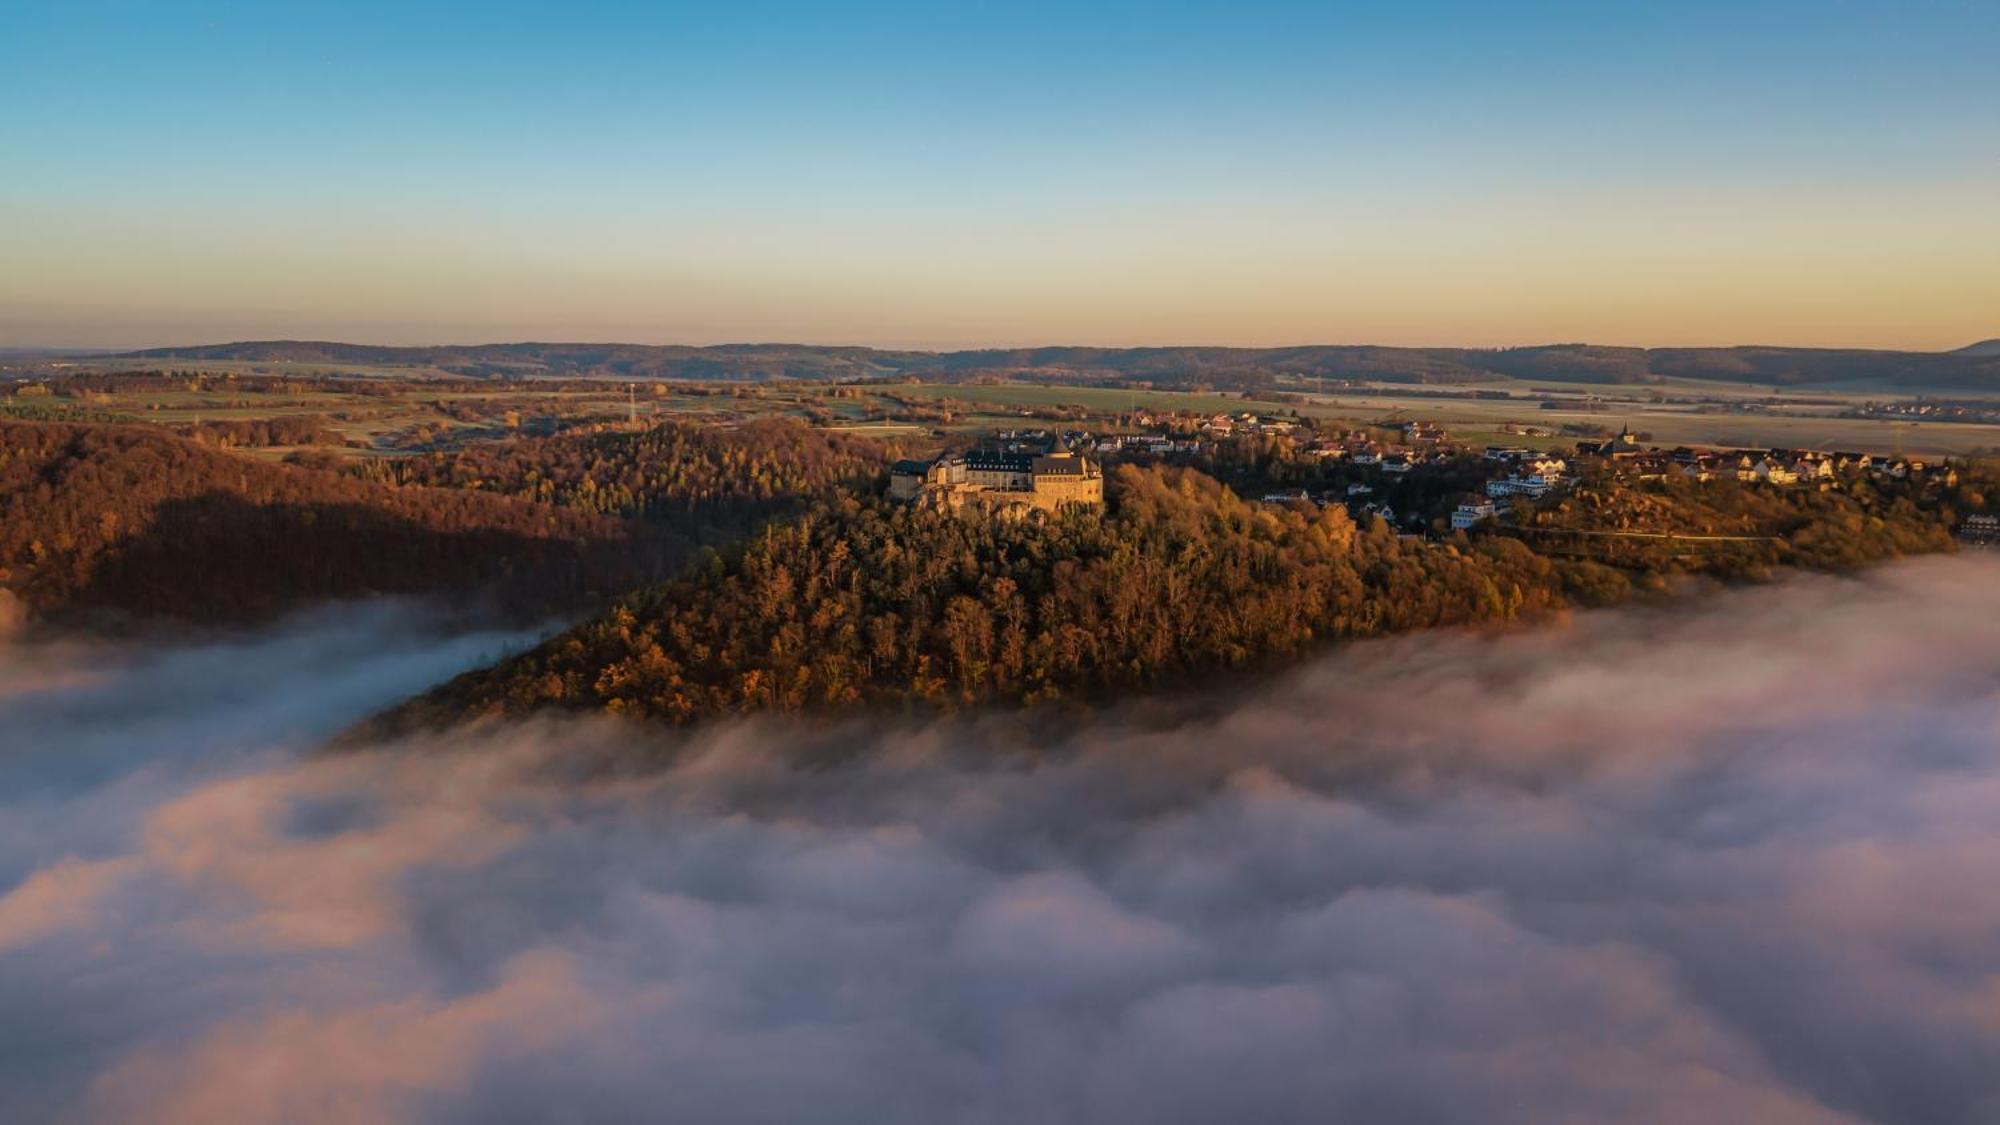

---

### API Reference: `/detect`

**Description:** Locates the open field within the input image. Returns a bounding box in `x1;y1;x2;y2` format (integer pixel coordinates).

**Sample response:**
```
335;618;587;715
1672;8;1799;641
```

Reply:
7;370;1996;459
30;357;471;380
884;382;1308;417
886;380;2000;456
1305;390;2000;458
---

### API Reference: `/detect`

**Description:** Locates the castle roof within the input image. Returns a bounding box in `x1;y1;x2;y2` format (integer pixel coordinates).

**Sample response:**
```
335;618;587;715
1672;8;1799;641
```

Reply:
1031;455;1091;477
964;451;1034;473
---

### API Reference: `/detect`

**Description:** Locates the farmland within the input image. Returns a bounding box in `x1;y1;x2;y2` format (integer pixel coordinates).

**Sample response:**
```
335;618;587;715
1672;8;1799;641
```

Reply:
4;361;1998;460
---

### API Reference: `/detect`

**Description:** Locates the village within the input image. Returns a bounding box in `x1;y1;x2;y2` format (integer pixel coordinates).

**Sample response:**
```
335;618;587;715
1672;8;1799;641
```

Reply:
889;406;1980;542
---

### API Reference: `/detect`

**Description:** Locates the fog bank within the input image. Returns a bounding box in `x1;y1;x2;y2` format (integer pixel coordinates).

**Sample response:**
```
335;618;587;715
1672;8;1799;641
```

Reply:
4;561;2000;1123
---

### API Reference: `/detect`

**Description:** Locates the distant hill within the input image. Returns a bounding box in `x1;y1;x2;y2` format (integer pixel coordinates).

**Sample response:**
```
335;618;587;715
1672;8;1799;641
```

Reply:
111;339;2000;391
117;340;923;382
0;420;674;627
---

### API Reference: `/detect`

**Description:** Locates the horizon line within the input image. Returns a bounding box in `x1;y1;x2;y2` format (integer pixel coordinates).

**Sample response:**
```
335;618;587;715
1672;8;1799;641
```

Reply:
25;335;1998;358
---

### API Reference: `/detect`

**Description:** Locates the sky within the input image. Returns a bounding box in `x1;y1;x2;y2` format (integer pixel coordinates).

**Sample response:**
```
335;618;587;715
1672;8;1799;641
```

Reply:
2;0;1996;351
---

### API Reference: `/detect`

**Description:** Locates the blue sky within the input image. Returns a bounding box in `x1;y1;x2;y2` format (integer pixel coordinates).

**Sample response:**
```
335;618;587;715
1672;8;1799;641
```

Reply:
3;0;1996;348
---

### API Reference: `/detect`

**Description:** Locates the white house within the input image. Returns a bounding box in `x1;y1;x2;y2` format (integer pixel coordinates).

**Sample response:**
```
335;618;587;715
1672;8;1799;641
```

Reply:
1753;459;1799;485
1486;472;1562;499
1451;499;1498;530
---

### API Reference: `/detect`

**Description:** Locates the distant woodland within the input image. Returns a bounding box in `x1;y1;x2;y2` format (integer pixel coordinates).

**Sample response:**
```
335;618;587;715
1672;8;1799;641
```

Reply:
174;415;350;448
0;417;906;629
115;340;2000;391
0;422;660;625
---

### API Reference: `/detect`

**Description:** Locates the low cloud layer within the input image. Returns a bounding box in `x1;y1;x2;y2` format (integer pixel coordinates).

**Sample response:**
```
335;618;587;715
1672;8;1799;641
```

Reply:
4;562;2000;1123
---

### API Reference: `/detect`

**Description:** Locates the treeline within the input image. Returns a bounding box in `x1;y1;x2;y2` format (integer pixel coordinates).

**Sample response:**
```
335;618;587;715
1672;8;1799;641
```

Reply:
0;421;681;626
8;370;427;398
376;465;1610;730
119;342;911;381
175;415;349;448
110;340;2000;390
356;418;895;527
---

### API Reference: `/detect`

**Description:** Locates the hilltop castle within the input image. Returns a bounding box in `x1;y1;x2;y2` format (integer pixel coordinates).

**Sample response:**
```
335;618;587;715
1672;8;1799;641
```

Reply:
890;437;1104;514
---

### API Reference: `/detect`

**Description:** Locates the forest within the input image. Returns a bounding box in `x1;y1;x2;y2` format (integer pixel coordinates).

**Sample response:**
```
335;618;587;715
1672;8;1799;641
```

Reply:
0;421;673;626
0;417;897;629
175;415;350;448
369;460;1966;734
1508;472;1962;575
357;418;895;526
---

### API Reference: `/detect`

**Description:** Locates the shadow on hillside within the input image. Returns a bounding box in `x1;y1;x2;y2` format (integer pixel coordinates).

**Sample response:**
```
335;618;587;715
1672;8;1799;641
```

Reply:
61;491;681;628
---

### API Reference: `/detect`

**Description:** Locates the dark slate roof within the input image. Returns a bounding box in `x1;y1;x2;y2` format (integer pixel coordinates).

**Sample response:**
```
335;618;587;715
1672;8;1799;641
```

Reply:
965;452;1034;472
891;459;932;474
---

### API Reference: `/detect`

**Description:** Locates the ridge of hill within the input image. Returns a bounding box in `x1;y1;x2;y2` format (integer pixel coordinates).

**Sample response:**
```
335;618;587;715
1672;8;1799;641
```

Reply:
112;340;2000;390
364;461;1966;737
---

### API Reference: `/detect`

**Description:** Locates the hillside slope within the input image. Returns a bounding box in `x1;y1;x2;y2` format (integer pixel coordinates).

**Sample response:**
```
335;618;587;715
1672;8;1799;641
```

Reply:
0;421;673;626
367;462;1973;735
367;466;1573;730
359;418;893;526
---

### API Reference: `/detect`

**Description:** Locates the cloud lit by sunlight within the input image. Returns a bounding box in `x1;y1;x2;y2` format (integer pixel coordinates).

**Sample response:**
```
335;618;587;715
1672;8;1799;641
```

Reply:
3;559;2000;1122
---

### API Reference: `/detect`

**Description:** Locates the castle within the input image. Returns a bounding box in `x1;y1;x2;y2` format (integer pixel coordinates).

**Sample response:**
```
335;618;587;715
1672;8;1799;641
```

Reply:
890;437;1104;514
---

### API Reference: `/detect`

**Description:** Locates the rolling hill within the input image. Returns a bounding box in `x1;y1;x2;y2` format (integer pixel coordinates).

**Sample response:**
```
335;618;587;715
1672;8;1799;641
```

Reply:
112;340;2000;390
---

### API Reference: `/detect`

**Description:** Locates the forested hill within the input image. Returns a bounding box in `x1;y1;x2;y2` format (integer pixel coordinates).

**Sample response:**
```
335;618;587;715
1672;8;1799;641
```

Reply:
114;340;2000;389
365;462;1958;737
0;421;678;627
117;341;923;381
357;419;894;528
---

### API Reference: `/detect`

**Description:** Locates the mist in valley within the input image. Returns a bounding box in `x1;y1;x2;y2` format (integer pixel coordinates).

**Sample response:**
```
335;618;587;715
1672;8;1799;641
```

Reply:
4;560;2000;1123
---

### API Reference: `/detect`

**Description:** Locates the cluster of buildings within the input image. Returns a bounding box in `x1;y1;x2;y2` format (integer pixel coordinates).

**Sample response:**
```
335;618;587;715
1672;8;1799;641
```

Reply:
1443;433;1960;534
1958;514;2000;549
1095;433;1204;457
886;409;1966;538
1304;430;1437;468
1484;450;1569;499
889;437;1104;515
1551;425;1942;487
1062;411;1304;457
1454;449;1577;529
1078;407;1343;455
1851;400;2000;426
1606;446;1937;486
1197;411;1300;438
